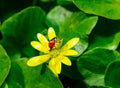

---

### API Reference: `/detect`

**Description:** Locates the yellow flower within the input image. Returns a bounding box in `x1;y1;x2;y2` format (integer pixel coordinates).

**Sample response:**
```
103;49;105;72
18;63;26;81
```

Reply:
27;27;79;76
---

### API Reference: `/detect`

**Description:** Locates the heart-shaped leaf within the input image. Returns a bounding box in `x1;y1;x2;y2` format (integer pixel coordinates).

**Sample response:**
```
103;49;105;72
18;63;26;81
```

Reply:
73;0;120;19
0;6;46;57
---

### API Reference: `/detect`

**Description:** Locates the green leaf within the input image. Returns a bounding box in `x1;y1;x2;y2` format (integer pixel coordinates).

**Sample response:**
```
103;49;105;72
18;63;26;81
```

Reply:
59;12;98;39
6;59;25;88
1;82;8;88
85;74;104;86
0;6;46;57
89;32;120;50
77;62;105;87
118;45;120;53
73;0;120;19
0;45;11;87
77;62;112;88
77;48;119;74
59;12;98;55
7;58;63;88
105;60;120;88
46;6;73;30
88;18;120;50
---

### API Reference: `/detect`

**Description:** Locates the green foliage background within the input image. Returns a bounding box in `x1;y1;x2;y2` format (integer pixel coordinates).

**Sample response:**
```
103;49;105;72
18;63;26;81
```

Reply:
0;0;120;88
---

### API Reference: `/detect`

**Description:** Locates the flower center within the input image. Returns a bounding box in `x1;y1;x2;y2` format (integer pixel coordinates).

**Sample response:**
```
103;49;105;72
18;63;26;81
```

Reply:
49;49;60;58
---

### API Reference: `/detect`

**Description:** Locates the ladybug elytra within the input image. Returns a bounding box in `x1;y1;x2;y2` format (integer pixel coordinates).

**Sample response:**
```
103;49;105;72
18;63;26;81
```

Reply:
48;37;56;50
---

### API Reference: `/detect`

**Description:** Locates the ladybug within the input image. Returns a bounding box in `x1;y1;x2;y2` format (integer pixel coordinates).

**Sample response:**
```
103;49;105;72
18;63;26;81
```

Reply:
48;37;56;50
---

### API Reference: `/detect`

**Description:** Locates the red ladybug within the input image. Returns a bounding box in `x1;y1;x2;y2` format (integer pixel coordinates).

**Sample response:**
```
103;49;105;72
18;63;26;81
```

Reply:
48;37;56;50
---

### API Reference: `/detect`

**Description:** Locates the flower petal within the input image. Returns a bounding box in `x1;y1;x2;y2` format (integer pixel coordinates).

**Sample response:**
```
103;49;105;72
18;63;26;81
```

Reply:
61;50;78;56
62;38;79;50
48;27;56;40
61;56;72;66
27;54;50;66
49;66;58;76
48;57;62;76
37;33;48;45
31;41;49;53
48;58;58;76
49;58;55;66
55;62;61;74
